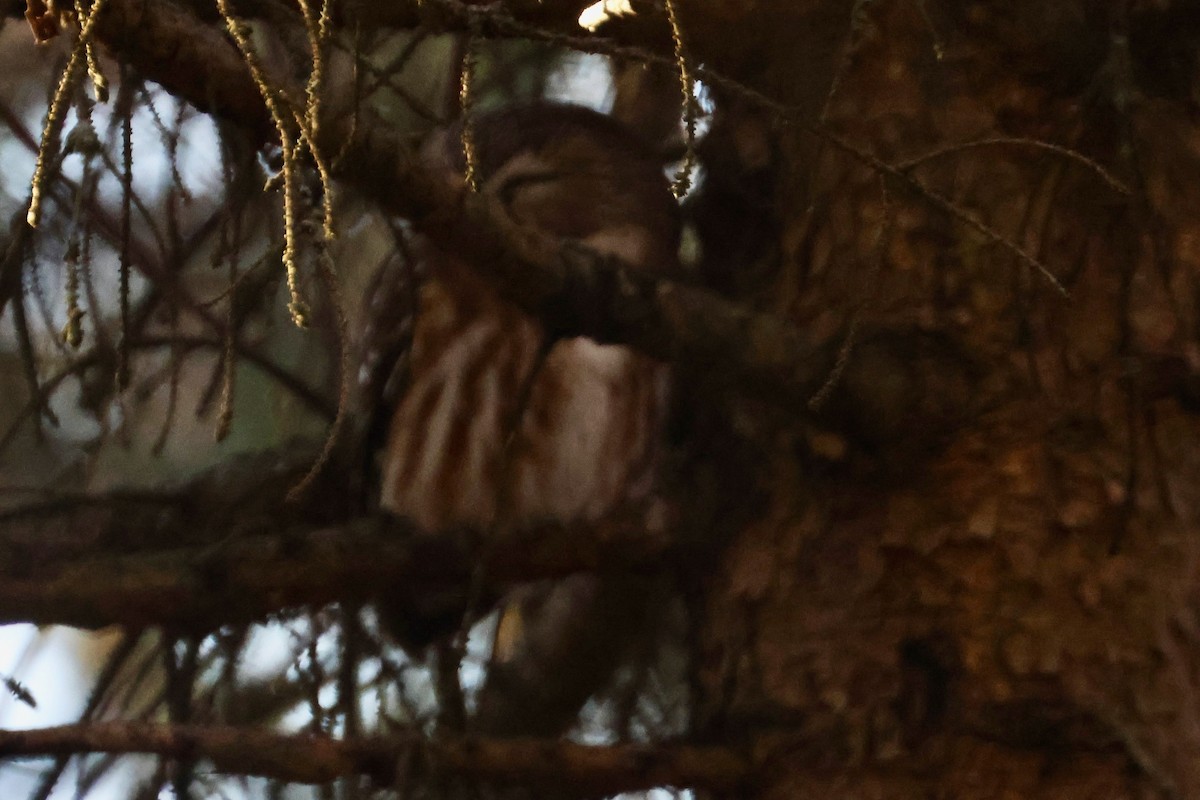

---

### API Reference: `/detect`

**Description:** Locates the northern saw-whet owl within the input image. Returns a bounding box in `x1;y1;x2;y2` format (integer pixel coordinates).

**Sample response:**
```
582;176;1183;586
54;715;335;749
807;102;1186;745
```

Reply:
364;103;679;736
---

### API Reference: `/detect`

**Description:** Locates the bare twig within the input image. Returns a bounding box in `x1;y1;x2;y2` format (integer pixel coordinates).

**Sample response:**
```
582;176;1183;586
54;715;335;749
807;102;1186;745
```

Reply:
0;334;333;460
895;137;1130;196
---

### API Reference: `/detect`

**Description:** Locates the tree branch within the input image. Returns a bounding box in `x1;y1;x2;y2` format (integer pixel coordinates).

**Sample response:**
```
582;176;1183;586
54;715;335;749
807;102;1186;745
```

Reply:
0;722;753;794
0;499;673;630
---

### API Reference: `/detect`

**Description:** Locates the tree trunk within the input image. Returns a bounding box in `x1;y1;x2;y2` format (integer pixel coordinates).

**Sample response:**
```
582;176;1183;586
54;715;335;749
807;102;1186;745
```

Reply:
687;1;1200;797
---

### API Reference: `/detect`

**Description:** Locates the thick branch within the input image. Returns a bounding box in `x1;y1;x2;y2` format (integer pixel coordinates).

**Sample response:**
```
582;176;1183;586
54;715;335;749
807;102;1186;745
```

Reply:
0;722;752;793
0;505;673;630
346;135;832;402
0;439;671;630
89;0;274;140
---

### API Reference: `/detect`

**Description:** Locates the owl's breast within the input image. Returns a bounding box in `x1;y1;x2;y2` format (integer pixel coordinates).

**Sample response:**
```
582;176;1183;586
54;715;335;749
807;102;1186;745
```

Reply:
379;274;667;532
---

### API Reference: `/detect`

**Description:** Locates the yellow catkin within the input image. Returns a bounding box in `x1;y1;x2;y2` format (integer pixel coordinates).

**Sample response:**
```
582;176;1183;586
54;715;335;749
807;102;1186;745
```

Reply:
84;41;107;101
216;0;310;327
458;30;480;193
28;0;109;228
294;0;335;241
291;107;336;244
61;241;83;348
296;0;324;139
281;138;309;327
664;0;696;198
29;52;83;226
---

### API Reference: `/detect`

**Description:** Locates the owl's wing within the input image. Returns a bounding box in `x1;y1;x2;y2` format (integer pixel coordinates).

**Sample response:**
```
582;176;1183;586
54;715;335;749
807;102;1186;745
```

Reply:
355;230;425;469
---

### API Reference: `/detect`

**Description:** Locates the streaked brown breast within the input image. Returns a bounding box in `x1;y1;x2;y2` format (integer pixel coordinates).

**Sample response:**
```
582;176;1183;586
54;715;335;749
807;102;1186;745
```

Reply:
379;257;667;531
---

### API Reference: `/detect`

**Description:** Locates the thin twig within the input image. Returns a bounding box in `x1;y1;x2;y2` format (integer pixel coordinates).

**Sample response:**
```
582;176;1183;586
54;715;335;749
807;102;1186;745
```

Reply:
895;137;1130;196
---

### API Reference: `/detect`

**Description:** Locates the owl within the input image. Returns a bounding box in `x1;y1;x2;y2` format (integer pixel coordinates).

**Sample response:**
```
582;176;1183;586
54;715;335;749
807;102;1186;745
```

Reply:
362;103;680;736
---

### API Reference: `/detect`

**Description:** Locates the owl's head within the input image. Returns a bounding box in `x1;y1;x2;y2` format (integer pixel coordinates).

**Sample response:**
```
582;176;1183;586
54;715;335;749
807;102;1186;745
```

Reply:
421;103;681;272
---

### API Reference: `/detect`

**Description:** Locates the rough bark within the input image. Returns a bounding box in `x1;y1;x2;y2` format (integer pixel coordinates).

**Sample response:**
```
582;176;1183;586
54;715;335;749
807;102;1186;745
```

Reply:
689;1;1200;798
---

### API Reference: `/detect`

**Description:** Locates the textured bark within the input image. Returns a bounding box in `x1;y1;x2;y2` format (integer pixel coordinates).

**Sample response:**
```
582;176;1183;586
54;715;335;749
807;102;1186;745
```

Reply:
689;1;1200;798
